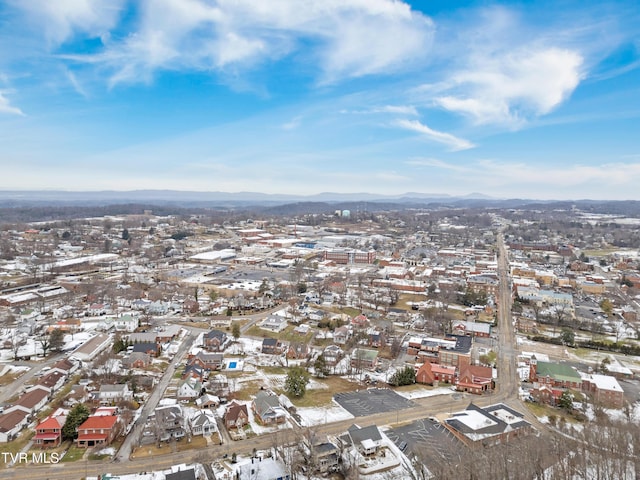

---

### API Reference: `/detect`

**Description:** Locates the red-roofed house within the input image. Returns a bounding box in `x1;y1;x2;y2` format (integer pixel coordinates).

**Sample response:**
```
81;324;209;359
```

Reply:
34;414;66;448
76;415;119;447
351;314;369;330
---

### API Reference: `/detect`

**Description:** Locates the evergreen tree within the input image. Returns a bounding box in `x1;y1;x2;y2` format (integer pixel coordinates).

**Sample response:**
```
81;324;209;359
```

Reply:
285;366;310;397
62;404;90;440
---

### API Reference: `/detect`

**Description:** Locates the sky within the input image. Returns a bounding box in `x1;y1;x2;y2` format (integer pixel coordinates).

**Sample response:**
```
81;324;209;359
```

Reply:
0;0;639;200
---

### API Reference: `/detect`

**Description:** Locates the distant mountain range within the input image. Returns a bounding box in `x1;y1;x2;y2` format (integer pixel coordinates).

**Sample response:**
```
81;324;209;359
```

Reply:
0;190;638;218
0;189;496;206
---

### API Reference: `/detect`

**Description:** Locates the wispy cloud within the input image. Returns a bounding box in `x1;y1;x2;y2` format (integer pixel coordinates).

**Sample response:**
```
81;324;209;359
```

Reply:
405;157;469;172
0;91;25;116
11;0;126;46
395;119;474;151
39;0;433;86
343;105;419;116
65;69;89;98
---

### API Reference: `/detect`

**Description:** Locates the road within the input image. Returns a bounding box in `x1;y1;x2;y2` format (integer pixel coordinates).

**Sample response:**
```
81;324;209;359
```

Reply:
0;392;499;480
115;329;196;462
495;231;519;399
0;352;65;405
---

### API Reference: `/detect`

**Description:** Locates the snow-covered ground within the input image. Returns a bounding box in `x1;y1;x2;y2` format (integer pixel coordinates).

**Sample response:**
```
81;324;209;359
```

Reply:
395;386;455;400
297;403;354;426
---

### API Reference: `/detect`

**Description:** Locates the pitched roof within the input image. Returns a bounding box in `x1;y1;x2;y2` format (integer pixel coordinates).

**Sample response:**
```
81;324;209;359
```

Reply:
225;401;248;421
78;415;118;431
37;416;64;431
535;361;581;383
17;387;49;409
0;410;29;432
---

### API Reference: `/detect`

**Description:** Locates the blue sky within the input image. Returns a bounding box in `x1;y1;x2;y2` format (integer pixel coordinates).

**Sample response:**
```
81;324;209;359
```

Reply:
0;0;639;200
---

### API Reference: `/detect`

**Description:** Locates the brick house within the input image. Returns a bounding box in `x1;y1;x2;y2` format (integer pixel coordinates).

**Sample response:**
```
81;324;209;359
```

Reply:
203;330;230;352
76;415;119;447
33;412;66;448
224;401;249;430
261;338;284;355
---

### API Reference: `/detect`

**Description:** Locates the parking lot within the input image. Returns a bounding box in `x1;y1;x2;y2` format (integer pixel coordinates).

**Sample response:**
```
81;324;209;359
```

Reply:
386;418;463;464
333;388;415;417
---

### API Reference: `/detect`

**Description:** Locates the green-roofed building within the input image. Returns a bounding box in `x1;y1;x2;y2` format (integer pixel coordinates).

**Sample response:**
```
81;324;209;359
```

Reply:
530;360;582;389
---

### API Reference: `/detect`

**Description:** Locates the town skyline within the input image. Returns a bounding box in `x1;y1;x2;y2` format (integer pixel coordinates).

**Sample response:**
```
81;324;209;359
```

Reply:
1;0;639;199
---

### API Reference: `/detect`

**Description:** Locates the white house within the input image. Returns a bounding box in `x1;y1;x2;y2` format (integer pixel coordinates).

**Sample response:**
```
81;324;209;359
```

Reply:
97;384;132;404
177;377;202;400
260;315;288;333
189;411;217;436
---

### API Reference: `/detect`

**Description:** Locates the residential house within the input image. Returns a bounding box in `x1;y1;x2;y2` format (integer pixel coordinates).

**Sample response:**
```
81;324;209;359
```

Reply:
182;299;200;314
51;358;79;377
416;362;456;386
261;338;284;355
236;457;290;480
333;326;350;345
343;424;383;456
182;364;206;382
351;314;369;330
260;315;288;333
286;342;310;360
203;330;230;352
76;414;119;447
33;410;67;448
322;345;344;367
350;348;378;371
452;320;492;338
252;391;287;425
155;404;185;442
187;351;224;371
112;314;139;332
224;401;249;430
529;385;562;406
36;371;66;393
189;410;217;437
312;441;340;473
456;365;493;394
7;386;50;415
132;341;160;357
177;377;203;400
0;410;30;443
195;394;220;409
97;384;133;404
123;352;151;369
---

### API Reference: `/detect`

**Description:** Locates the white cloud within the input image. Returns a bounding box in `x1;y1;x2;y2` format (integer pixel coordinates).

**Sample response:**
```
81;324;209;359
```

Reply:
341;104;419;116
405;158;469;172
395;119;475;151
12;0;126;45
434;46;584;127
0;92;25;116
54;0;433;86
